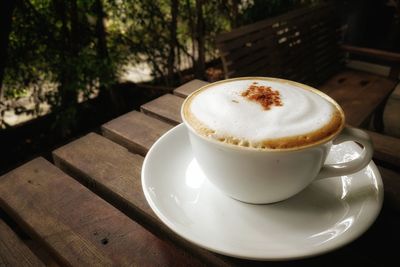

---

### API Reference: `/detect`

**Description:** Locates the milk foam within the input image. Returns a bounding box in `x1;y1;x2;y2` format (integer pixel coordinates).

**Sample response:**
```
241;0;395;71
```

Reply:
183;79;343;149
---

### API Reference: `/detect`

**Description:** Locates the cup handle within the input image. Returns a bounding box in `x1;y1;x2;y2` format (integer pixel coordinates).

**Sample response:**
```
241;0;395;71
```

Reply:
317;126;373;180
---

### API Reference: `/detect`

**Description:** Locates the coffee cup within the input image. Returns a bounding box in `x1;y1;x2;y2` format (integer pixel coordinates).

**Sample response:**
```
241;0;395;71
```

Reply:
181;77;373;204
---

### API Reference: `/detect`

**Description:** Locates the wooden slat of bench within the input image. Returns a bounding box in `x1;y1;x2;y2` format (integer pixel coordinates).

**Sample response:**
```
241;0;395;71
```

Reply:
173;79;209;98
217;27;275;55
174;81;206;98
52;133;231;267
368;131;400;170
320;69;396;127
1;208;60;266
221;35;275;65
378;167;400;212
23;239;60;267
227;50;275;77
141;94;183;125
102;111;173;156
53;133;149;218
229;55;276;77
0;158;202;266
0;219;44;266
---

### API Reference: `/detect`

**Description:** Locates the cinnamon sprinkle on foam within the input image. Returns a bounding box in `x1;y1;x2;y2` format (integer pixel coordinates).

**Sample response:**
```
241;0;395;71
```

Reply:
241;83;283;110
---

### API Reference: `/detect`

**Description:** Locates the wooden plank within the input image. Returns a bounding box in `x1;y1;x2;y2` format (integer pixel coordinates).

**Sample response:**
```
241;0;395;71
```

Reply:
229;55;275;78
368;131;400;170
319;69;396;126
102;111;173;156
23;239;60;267
0;158;202;266
53;134;150;221
378;167;400;212
140;94;183;125
224;46;272;73
217;26;274;54
222;36;276;65
341;44;400;63
53;133;231;267
389;65;400;79
0;219;44;266
173;79;209;98
0;208;60;266
174;80;210;98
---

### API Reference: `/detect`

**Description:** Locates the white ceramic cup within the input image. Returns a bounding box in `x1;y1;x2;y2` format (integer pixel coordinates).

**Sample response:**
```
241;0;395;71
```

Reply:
181;79;373;204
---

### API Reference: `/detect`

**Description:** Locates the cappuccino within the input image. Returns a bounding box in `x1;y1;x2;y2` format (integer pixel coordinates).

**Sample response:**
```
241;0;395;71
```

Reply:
182;78;344;150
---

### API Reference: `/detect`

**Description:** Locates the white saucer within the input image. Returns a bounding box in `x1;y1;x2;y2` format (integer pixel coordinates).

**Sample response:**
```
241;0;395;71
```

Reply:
142;124;383;261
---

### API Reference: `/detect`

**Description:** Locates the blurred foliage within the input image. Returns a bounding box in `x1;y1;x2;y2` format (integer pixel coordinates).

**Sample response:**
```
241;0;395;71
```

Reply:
1;0;319;132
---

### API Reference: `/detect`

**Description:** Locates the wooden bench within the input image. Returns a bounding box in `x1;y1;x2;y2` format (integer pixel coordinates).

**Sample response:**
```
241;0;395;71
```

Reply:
215;3;400;132
56;80;400;265
1;80;400;266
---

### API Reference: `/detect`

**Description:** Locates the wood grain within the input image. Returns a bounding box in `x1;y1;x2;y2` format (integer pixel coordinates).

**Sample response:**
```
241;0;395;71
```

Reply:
102;111;173;156
0;158;203;266
378;167;400;212
173;79;209;98
0;219;44;266
341;44;400;62
53;133;149;218
227;52;274;78
319;69;396;127
368;131;400;171
222;35;275;64
53;133;231;267
141;94;183;125
217;26;274;54
175;81;210;98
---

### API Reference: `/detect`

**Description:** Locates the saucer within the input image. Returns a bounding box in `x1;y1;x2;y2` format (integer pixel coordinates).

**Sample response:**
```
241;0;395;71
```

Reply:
142;124;383;261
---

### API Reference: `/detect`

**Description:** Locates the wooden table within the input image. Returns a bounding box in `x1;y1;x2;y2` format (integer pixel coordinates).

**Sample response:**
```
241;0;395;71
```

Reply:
1;79;399;266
